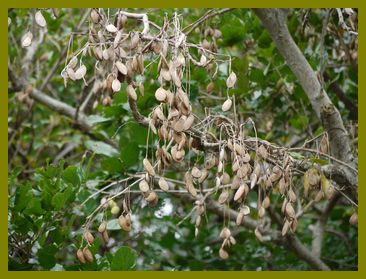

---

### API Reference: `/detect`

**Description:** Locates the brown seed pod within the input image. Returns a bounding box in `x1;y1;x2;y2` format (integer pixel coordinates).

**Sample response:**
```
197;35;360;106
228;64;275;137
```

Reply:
90;9;100;24
118;215;131;232
106;24;118;33
222;98;232;112
234;184;245;202
130;32;140;49
220;172;231;185
282;220;290;236
126;84;137;101
207;82;215;93
139;179;150;192
218;190;229;204
285;203;296;219
183;114;195;130
349;212;358;225
254;227;263;242
258;206;265;218
145;191;158;202
158;177;169;192
229;236;236;245
98;221;107;233
198;169;209;183
262;196;270;209
184;171;197;197
101;230;109;244
83;231;94;244
195;214;202;227
92;46;103;60
290;218;298;232
143;158;155;176
288;189;297;203
257;145;268;159
236;211;245;226
76;248;86;264
82;247;94;263
219;227;231;239
191;167;202;178
173;117;185;132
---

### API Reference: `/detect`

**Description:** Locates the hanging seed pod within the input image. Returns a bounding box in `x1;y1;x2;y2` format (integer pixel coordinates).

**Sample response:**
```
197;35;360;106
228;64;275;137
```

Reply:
90;9;100;24
257;145;268;159
229;236;236;245
254;227;263;242
184;172;197;197
143;158;155;176
213;29;222;38
220;172;231;185
21;31;33;47
92;46;103;60
282;220;290;236
118;215;131;232
291;218;298;232
242;205;251;215
155;87;167;102
207;82;215;93
219;248;229;260
285;203;296;219
158;177;169;192
154;107;165;121
349;212;358;225
262;196;270;209
35;11;47;27
68;56;78;69
139;179;150;192
112;79;121;92
258;206;265;218
101;230;109;244
183;114;195;130
173;117;185;132
115;61;127;76
76;248;86;264
66;67;76;81
195;214;202;227
234;184;245;201
226;72;237;88
236;211;245;225
130;32;140;49
288;189;297;203
218;190;229;204
250;173;258;189
198;169;209;183
222;98;232;112
219;227;231;239
314;190;324;202
102;48;109;60
126;84;137;101
145;191;158;202
83;231;94;244
191;167;202;179
98;221;107;233
75;65;87;80
106;24;118;33
82;247;94;263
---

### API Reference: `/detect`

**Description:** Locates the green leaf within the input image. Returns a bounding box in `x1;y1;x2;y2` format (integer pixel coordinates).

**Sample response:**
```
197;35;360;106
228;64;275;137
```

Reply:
62;166;80;187
110;246;138;271
86;115;112;125
14;184;32;212
52;192;65;210
85;140;119;157
24;198;43;215
106;219;121;230
37;244;58;269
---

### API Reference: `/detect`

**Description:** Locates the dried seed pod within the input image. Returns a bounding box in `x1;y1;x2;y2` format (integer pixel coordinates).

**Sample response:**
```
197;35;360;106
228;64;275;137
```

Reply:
282;220;290;236
314;190;324;202
118;215;131;232
254;227;263;242
143;158;155;176
262;196;270;209
76;248;86;264
145;191;158;202
219;227;231;239
75;65;87;80
173;117;185;132
155;87;167;102
90;9;100;24
207;82;215;93
183;114;195;130
101;230;109;244
98;221;107;233
21;31;33;47
158;177;169;192
226;72;237;88
258;145;268;159
250;173;258;189
220;173;231;185
195;214;202;227
241;205;251;215
184;171;197;197
349;212;358;225
222;98;232;112
288;189;297;203
191;167;202;178
219;248;229;260
106;24;118;33
139;179;150;192
115;61;127;75
229;236;236;245
83;231;94;244
35;11;47;27
198;169;209;183
234;184;245;201
112;79;121;92
258;206;265;218
290;218;298;232
218;190;229;204
285;203;296;219
68;56;78;69
130;32;140;49
236;211;245;226
82;247;94;263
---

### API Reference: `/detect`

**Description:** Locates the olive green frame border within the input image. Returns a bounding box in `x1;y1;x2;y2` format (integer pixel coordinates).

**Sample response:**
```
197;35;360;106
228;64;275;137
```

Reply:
2;0;362;276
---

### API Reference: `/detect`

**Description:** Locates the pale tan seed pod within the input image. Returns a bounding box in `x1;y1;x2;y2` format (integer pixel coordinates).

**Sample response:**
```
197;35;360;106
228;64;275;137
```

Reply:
254;227;263;242
191;167;202;178
154;106;165;121
158;177;169;192
219;248;229;260
143;158;155;176
215;176;221;188
21;31;33;48
218;190;229;204
236;211;245;226
314;190;324;202
198;169;209;183
349;212;358;225
173;117;185;132
76;248;86;264
250;173;258;189
102;48;109;60
126;84;137;101
222;98;232;112
226;72;237;88
35;11;47;27
257;145;268;159
234;144;245;156
220;172;230;185
195;215;202;227
241;205;251;215
229;236;236;245
242;153;251;163
115;61;127;75
258;206;265;218
118;215;131;232
219;227;231;239
106;24;118;33
288;189;297;203
68;56;78;69
112;79;121;92
184;115;195;130
285;203;296;219
93;46;103;60
82;247;94;263
145;191;158;202
234;184;245;202
262;196;270;209
66;67;76;81
101;230;109;244
155;87;167;102
83;231;94;244
75;65;87;80
185;172;197;197
282;220;290;236
98;221;107;233
139;179;150;192
130;32;140;49
290;218;298;232
170;68;182;88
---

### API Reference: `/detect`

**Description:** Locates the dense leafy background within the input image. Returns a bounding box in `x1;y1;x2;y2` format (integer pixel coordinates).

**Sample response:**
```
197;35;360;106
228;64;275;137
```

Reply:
8;8;357;270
